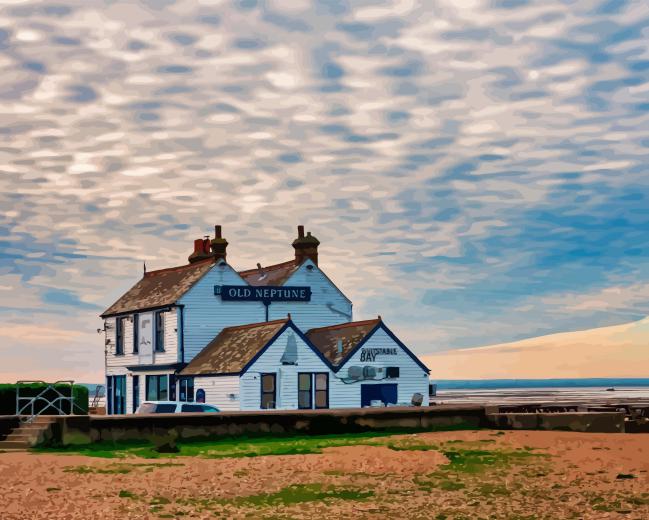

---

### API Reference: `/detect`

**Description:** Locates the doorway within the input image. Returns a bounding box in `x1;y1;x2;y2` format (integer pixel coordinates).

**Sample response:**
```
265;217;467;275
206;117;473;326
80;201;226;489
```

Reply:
360;383;398;407
107;375;126;414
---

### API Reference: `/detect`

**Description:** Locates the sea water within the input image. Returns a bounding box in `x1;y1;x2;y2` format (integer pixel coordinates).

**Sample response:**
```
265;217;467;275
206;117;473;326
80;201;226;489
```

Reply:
434;378;649;390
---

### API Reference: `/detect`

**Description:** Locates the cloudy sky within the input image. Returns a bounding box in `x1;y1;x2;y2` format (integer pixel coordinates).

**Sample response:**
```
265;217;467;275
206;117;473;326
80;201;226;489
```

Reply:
1;0;648;382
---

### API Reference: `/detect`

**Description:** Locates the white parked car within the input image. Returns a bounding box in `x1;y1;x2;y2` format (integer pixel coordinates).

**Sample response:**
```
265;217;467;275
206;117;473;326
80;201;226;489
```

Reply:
135;401;220;414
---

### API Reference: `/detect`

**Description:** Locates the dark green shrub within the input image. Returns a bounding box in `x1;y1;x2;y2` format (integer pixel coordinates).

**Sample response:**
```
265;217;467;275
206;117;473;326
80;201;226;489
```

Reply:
0;383;88;416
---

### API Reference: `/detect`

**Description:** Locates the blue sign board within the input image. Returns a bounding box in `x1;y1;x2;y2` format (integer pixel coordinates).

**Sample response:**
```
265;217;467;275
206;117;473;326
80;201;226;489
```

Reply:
215;285;311;302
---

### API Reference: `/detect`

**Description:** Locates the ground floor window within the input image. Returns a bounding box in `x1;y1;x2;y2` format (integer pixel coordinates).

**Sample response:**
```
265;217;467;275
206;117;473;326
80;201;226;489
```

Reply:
314;373;329;409
107;375;126;414
298;373;329;409
146;374;168;401
260;373;276;409
132;375;140;412
298;373;312;409
177;377;194;402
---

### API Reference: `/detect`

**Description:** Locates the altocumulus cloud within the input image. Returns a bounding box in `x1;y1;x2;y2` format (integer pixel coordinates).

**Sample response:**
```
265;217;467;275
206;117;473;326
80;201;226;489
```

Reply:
0;0;648;381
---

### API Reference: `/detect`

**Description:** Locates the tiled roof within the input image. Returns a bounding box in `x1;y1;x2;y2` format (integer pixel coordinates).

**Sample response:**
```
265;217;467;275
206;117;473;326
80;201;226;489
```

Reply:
180;319;289;375
101;257;216;317
238;259;300;287
306;319;381;367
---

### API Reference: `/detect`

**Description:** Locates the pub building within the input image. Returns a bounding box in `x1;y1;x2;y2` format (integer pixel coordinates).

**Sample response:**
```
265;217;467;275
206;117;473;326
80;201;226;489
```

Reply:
100;226;430;414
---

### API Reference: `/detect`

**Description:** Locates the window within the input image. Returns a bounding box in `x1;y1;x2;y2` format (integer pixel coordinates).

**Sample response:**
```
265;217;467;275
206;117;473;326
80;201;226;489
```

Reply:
181;404;204;413
169;376;176;401
178;377;194;402
132;375;140;413
155;311;165;352
115;317;125;355
132;314;139;354
298;373;312;409
146;375;168;401
154;403;177;413
386;367;400;379
107;375;126;414
180;404;220;413
314;373;329;409
260;373;276;409
297;373;329;409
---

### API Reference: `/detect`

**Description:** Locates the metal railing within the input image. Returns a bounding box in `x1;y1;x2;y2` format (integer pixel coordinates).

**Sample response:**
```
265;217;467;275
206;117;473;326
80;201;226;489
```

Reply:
91;385;105;408
15;380;87;423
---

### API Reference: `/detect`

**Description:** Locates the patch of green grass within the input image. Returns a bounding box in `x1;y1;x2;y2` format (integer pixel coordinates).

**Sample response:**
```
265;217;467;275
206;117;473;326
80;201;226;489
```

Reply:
386;442;438;452
64;465;131;474
34;424;482;459
474;482;511;496
63;462;183;474
174;483;373;511
414;474;465;492
224;484;373;507
441;447;545;474
34;431;424;459
118;489;137;499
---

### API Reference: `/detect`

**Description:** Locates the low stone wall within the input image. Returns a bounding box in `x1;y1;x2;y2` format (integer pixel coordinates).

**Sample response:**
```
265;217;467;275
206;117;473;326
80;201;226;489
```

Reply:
17;408;633;447
486;412;625;433
0;415;19;441
49;406;486;446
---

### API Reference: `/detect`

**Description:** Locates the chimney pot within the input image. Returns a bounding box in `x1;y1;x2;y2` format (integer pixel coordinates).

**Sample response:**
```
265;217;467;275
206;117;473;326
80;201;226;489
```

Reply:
209;225;228;262
292;226;320;266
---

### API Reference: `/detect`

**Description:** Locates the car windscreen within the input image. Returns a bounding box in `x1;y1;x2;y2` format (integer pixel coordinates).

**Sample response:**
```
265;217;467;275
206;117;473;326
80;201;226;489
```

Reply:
154;404;177;413
202;405;219;412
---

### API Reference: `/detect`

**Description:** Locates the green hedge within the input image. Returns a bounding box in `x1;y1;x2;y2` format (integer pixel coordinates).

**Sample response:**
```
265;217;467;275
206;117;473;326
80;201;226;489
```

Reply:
0;383;88;416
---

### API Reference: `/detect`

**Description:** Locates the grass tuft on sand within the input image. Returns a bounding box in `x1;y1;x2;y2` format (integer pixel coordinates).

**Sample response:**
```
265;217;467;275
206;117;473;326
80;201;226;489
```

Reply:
64;462;183;474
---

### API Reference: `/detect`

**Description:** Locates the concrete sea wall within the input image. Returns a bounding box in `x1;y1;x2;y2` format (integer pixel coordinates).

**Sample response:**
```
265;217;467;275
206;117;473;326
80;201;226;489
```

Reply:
0;407;630;447
46;406;486;446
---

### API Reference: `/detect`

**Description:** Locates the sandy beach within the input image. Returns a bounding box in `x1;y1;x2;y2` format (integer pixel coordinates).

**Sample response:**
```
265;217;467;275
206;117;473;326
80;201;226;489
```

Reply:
2;430;648;519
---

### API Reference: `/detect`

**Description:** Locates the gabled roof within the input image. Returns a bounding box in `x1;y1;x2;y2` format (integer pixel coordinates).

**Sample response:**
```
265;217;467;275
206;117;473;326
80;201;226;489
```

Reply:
101;257;216;318
306;319;381;367
238;259;301;287
180;319;290;375
307;319;431;374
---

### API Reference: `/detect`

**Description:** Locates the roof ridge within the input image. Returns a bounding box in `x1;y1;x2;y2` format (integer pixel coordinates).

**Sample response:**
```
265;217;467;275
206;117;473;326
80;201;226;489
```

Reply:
221;317;289;332
238;258;297;275
306;318;381;334
144;256;216;277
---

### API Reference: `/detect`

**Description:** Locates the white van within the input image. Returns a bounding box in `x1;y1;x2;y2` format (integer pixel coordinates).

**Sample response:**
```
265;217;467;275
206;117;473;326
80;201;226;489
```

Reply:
135;401;220;414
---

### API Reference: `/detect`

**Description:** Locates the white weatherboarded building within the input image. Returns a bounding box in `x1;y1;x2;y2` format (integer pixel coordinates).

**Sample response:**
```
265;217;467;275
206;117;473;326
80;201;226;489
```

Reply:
100;225;429;414
180;317;430;411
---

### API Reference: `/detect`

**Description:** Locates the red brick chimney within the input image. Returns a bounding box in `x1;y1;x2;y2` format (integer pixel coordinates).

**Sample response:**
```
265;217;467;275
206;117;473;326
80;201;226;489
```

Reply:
188;237;211;263
210;224;228;262
292;225;320;265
